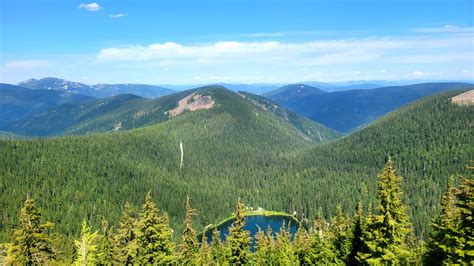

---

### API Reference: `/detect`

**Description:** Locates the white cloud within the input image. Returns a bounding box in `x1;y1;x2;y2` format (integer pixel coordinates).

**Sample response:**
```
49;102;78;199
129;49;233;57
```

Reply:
414;25;474;34
96;34;472;68
409;70;440;78
109;13;127;18
79;3;102;12
3;60;51;68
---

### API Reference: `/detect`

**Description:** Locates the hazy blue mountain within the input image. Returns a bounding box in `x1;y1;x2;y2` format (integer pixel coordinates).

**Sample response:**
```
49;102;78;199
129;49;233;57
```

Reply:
0;83;94;129
18;77;175;98
265;82;473;132
263;84;327;102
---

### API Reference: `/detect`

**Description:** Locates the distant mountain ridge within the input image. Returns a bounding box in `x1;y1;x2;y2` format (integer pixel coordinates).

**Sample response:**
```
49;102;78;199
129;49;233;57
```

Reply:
264;82;473;132
263;84;326;102
18;77;175;98
4;86;341;142
0;83;94;129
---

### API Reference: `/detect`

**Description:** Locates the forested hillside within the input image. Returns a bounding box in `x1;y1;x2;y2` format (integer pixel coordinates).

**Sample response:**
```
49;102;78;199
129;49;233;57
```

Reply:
1;88;471;249
3;87;339;141
265;82;473;132
279;90;473;235
0;86;341;243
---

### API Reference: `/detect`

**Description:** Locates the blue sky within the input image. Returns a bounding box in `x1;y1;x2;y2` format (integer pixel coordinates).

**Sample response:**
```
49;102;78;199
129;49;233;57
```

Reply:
1;0;473;85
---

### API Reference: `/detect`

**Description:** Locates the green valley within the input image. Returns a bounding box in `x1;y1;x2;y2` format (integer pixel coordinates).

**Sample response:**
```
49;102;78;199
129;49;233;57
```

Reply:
1;87;472;251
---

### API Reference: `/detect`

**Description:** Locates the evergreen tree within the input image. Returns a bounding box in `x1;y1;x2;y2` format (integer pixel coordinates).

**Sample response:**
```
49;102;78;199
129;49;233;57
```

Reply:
210;229;225;264
196;231;211;265
135;191;175;264
424;176;459;264
6;196;59;264
347;202;366;265
113;201;138;264
307;209;335;264
292;225;312;265
178;195;199;264
74;219;99;266
275;222;297;264
359;158;413;264
330;205;352;263
225;198;252;264
254;227;275;264
95;219;113;265
453;176;473;264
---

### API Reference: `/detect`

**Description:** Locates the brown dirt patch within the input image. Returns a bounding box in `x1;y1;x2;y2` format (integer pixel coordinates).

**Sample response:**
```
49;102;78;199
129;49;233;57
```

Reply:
167;92;215;117
451;90;474;106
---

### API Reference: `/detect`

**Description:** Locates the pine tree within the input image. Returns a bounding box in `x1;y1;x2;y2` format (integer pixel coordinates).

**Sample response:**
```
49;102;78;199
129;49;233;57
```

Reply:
275;222;297;264
74;219;99;266
424;176;459;264
95;219;113;265
453;176;473;264
359;158;413;264
196;231;211;265
6;196;59;264
292;225;312;264
135;191;175;264
254;227;275;264
330;205;352;263
307;210;335;264
113;201;138;264
178;195;199;264
210;229;225;264
347;202;366;265
225;198;252;264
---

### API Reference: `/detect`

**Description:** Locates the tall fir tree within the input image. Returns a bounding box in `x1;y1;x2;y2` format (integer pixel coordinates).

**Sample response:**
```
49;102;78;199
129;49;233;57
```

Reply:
6;196;59;264
178;195;199;264
275;222;297;264
254;227;275;264
330;205;352;264
113;201;138;264
358;158;413;264
135;191;175;264
453;176;473;264
210;229;225;264
307;210;335;264
74;219;99;266
424;176;459;265
95;219;113;265
196;231;211;265
347;202;366;265
225;198;252;265
292;224;312;264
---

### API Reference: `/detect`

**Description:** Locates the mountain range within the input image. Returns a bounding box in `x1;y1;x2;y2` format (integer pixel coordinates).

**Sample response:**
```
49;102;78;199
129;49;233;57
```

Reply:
18;77;175;98
0;86;472;244
0;83;94;129
2;86;341;142
264;82;473;132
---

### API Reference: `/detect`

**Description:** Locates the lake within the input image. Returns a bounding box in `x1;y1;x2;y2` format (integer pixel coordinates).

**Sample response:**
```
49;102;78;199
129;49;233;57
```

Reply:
201;214;300;249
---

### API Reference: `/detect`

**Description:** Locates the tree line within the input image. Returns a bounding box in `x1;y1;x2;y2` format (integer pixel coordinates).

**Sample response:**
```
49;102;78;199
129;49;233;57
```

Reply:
1;159;472;265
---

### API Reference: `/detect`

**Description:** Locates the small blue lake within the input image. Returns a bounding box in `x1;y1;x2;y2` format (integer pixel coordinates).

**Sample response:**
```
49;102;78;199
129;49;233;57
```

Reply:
201;215;300;249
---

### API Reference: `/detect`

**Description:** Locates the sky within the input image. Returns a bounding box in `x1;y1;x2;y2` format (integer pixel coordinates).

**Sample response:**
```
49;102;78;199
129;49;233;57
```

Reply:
0;0;473;85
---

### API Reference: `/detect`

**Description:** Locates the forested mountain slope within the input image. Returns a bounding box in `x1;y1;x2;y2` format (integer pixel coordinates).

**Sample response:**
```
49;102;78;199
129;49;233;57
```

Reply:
0;83;94;129
4;87;340;140
0;89;471;245
265;82;473;132
0;86;340;240
262;84;326;102
5;91;190;136
281;89;473;234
